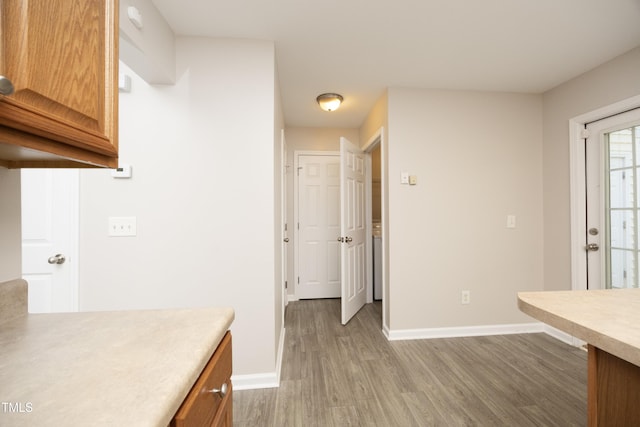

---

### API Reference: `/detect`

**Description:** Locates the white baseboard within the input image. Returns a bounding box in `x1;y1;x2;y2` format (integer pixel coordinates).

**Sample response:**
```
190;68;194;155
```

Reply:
232;372;279;390
386;322;545;341
287;293;298;303
543;324;576;346
232;327;286;391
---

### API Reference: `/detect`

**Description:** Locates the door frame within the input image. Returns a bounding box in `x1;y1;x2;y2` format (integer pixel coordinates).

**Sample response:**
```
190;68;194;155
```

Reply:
570;94;640;292
293;150;339;300
362;127;389;334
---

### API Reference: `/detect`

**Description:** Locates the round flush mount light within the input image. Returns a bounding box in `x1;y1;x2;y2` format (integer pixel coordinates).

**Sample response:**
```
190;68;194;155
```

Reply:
316;93;343;112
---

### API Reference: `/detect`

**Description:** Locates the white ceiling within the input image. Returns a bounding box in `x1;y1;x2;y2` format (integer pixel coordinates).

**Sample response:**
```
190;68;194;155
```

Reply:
150;0;640;128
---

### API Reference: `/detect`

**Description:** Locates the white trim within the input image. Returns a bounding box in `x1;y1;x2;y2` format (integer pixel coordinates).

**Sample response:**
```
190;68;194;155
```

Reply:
69;170;80;312
232;372;279;390
569;94;640;293
543;324;576;346
232;327;286;390
386;322;546;341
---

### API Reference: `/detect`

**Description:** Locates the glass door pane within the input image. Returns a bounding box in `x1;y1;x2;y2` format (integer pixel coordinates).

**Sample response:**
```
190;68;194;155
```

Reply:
606;125;640;288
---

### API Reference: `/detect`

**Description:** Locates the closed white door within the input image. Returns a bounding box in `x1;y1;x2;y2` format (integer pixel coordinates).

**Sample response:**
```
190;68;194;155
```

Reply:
297;154;341;299
585;108;640;289
340;137;367;324
21;169;79;313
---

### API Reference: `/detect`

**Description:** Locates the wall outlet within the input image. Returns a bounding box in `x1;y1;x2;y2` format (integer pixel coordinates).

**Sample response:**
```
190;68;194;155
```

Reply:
108;216;137;237
461;290;471;305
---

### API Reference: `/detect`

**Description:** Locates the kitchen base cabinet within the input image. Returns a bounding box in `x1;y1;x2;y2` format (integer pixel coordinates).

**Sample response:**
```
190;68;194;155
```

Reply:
171;331;232;427
588;345;640;426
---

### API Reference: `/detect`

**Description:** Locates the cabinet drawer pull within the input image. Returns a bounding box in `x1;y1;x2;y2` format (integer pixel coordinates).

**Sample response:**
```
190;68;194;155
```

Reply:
206;382;228;398
0;76;14;96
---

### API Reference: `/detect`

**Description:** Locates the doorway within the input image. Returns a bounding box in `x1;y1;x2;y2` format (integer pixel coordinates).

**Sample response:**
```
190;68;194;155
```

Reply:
295;152;341;299
584;108;640;289
570;95;640;292
362;127;387;332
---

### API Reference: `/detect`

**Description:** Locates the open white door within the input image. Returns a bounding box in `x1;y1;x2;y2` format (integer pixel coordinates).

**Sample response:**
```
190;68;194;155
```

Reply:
21;169;79;313
340;137;367;324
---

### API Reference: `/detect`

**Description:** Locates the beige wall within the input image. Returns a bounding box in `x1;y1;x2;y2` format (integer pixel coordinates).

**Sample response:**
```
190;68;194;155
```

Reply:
386;88;543;330
542;47;640;291
0;168;21;282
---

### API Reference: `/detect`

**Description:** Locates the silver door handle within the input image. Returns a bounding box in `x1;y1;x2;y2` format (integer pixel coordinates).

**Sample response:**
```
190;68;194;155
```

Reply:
345;236;353;243
48;254;66;265
337;237;344;242
283;237;289;243
585;243;599;252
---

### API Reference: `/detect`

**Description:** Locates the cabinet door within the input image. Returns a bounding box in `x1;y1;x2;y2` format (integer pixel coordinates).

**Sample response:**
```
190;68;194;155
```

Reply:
0;0;118;168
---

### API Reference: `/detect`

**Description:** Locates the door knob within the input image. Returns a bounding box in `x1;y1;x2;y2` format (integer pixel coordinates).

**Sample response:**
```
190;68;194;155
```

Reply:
585;243;599;252
345;236;353;243
283;237;289;243
0;76;14;96
48;254;66;265
337;237;344;242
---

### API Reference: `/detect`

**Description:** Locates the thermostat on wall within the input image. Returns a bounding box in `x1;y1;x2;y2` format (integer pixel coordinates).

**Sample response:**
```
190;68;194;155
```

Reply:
111;164;132;178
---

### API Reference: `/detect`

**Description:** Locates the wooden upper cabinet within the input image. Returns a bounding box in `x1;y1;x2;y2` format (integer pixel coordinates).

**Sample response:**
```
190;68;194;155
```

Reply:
0;0;118;168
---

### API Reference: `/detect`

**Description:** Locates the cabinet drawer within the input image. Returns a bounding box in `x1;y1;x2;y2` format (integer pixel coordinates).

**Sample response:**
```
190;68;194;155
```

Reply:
171;331;232;427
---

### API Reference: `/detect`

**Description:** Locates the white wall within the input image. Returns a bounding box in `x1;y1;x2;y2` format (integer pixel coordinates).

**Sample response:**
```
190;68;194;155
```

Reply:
542;47;640;291
119;0;175;84
79;37;279;378
0;168;21;282
386;88;543;331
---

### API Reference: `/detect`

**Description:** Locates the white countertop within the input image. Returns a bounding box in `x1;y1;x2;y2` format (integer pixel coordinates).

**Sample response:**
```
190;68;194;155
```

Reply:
518;288;640;366
0;307;234;427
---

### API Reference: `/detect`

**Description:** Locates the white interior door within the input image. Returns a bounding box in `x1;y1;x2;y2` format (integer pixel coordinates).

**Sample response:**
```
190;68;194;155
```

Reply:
586;108;640;289
340;137;367;324
297;154;341;299
21;169;79;313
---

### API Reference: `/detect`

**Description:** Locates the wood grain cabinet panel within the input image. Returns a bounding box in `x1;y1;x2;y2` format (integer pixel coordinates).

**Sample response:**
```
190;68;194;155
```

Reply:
0;0;118;168
172;331;233;427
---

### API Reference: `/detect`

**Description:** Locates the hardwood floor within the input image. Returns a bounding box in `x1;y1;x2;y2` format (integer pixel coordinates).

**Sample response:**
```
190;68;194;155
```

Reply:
234;299;587;426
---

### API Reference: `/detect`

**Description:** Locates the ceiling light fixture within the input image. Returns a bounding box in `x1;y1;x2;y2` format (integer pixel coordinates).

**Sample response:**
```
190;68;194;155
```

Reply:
316;93;343;112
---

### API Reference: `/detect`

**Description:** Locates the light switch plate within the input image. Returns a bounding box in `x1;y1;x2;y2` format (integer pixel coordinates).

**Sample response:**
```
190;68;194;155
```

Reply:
401;172;409;184
507;215;516;229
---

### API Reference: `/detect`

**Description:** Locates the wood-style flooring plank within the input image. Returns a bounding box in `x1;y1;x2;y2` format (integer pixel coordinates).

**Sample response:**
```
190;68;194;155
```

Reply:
233;299;587;426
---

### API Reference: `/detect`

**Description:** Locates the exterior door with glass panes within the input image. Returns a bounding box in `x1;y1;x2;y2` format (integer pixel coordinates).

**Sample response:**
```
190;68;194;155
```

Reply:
585;109;640;289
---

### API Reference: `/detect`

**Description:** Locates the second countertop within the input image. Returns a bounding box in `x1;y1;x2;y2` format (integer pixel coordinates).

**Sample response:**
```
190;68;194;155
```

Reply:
518;288;640;367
